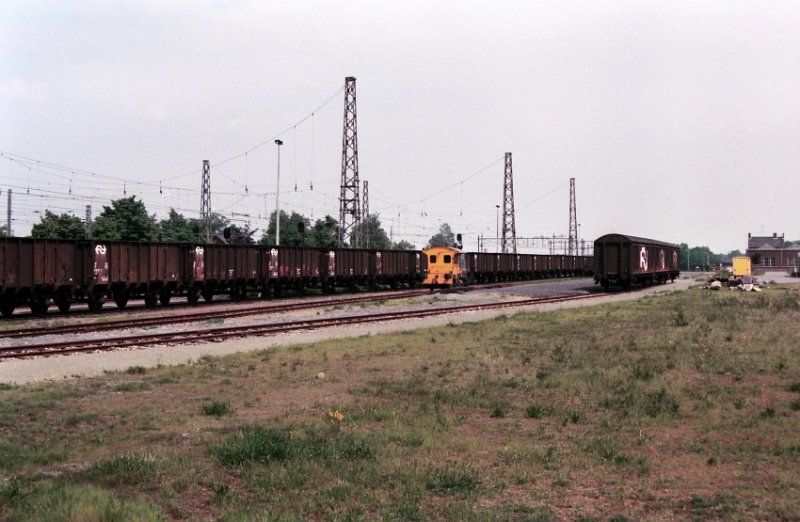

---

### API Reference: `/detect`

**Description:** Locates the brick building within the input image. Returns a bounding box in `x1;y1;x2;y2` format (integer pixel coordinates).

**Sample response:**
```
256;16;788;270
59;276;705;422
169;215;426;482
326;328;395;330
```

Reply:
745;233;800;269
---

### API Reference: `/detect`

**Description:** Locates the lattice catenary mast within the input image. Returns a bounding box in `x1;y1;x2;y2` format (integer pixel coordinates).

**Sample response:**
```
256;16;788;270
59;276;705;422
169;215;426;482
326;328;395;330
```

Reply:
338;76;361;247
568;177;577;255
201;160;211;243
501;152;517;254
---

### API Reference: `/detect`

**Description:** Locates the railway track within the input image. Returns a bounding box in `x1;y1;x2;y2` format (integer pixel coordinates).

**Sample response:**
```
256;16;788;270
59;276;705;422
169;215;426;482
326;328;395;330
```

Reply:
0;292;600;359
0;290;430;339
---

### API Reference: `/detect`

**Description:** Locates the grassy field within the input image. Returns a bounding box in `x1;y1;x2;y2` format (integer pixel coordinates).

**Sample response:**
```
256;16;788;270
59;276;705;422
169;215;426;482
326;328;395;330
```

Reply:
1;284;799;521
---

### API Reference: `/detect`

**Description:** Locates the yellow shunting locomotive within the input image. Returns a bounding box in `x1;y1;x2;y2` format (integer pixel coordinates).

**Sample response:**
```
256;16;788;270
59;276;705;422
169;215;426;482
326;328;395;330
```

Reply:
422;246;466;288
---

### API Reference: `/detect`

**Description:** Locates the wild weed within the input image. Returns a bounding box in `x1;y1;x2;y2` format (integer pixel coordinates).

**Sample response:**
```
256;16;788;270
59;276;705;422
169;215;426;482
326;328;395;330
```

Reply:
425;462;480;496
202;400;232;416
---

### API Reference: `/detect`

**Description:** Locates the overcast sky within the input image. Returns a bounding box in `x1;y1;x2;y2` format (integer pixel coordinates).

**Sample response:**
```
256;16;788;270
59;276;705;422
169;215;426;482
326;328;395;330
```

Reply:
2;1;799;253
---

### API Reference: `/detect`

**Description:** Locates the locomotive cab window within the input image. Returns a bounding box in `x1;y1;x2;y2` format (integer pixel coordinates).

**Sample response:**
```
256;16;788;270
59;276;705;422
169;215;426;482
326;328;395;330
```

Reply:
429;255;437;264
443;255;451;264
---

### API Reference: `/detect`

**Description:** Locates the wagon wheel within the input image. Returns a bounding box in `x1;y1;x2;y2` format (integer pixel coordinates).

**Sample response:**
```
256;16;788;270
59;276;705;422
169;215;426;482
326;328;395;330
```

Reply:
88;293;104;312
113;291;129;309
202;289;214;303
159;290;171;306
187;288;200;305
230;287;243;301
30;295;50;316
144;292;158;308
0;299;14;318
55;289;72;313
56;299;71;313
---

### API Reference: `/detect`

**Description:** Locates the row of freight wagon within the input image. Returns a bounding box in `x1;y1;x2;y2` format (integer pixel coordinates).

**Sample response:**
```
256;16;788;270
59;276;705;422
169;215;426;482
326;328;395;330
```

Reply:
0;238;424;316
421;246;594;287
463;252;594;283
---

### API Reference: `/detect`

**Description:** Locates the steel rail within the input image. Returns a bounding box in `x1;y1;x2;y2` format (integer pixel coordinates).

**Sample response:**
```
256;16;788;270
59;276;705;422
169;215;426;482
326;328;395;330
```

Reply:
0;292;599;359
0;291;430;339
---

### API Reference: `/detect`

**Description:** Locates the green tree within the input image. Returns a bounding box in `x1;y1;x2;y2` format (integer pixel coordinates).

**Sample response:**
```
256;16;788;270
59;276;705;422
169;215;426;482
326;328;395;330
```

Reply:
0;224;7;238
93;196;159;241
30;211;86;239
158;209;197;242
352;214;391;249
680;243;723;271
259;211;311;247
197;212;231;242
427;223;456;248
226;223;258;245
724;250;743;262
391;239;416;250
309;215;339;249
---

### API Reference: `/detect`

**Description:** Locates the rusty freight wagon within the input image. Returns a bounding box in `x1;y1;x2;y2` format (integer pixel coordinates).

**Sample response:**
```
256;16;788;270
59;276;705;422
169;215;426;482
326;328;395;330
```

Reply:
594;233;680;289
0;238;82;316
201;244;260;301
263;246;321;296
321;248;371;291
102;241;183;308
465;251;496;283
372;249;424;288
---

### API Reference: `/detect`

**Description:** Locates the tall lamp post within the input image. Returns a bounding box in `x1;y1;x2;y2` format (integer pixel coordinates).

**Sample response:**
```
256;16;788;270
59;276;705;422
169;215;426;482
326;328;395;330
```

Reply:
495;204;500;253
274;139;283;246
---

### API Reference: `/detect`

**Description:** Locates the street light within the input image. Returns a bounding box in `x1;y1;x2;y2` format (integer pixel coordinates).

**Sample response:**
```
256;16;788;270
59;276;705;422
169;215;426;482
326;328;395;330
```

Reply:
495;204;500;253
274;139;283;246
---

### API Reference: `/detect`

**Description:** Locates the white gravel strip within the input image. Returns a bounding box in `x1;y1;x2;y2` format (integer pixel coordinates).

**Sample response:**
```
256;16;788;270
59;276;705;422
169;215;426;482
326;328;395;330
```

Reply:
0;279;695;385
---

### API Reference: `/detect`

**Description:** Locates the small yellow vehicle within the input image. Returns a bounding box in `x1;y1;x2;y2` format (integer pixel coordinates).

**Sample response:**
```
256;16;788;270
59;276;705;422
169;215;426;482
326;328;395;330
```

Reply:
422;246;466;288
731;256;752;278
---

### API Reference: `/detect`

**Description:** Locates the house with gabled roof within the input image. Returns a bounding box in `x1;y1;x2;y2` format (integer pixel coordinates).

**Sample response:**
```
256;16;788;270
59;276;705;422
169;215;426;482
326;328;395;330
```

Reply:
745;233;800;269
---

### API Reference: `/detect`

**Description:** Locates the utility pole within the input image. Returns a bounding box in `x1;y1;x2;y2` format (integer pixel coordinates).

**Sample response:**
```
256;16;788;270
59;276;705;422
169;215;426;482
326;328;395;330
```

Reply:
201;160;211;243
338;76;361;247
495;204;500;253
362;180;369;248
568;178;577;255
6;189;10;237
275;139;283;246
501;152;517;254
85;205;92;239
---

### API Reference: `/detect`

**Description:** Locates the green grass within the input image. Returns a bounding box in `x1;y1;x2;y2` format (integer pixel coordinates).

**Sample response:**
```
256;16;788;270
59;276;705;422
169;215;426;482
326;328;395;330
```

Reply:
202;400;232;416
0;285;798;519
81;453;160;487
0;480;165;522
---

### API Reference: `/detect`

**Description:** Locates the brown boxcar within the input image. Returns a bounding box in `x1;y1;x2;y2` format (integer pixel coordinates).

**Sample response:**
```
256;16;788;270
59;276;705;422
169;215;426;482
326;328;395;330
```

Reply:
105;241;182;307
497;253;516;279
322;248;370;290
0;238;82;316
594;233;680;288
202;244;260;301
465;252;497;283
374;249;422;288
268;246;321;295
